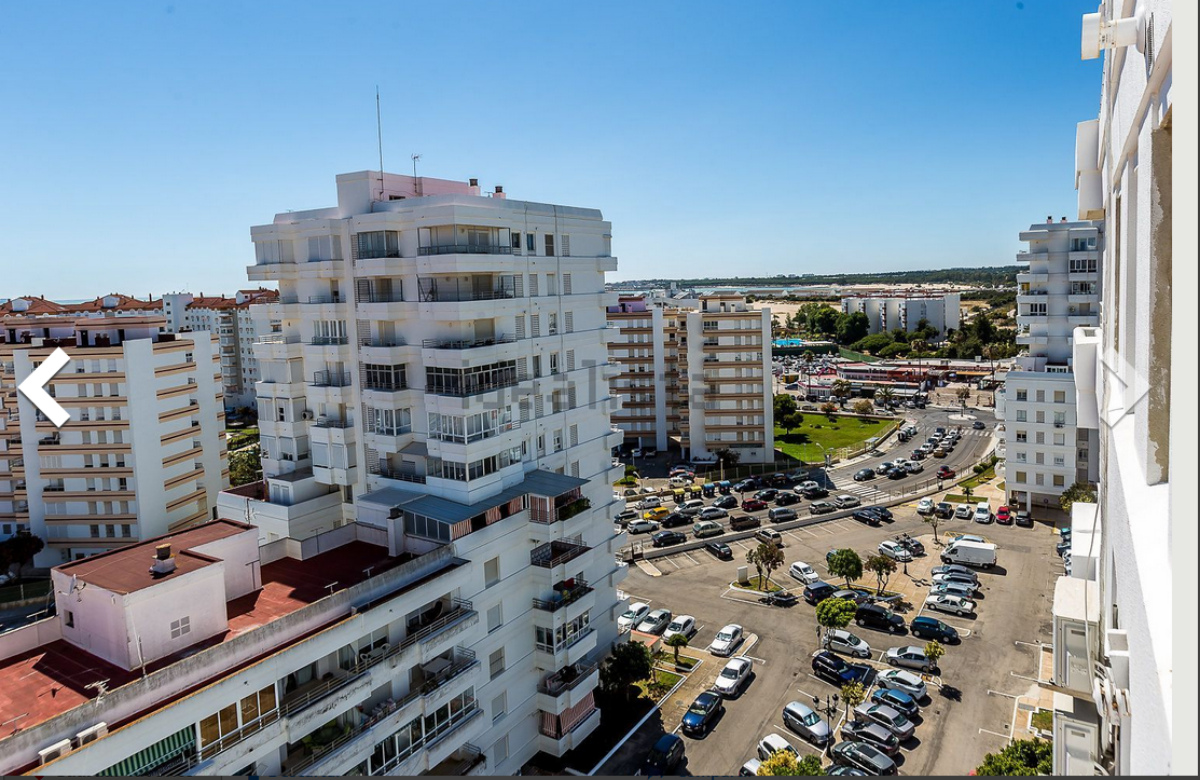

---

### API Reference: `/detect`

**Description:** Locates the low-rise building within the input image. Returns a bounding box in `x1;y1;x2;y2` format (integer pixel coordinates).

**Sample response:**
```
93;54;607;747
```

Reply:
840;291;961;339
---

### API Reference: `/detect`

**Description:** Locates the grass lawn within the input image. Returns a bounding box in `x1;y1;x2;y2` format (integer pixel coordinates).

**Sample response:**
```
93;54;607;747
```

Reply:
662;654;701;671
943;493;975;504
738;576;783;593
839;347;880;363
958;465;997;490
775;416;893;462
638;669;683;700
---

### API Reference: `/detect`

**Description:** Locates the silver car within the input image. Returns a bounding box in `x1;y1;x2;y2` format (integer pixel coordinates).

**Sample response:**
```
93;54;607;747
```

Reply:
782;701;832;746
822;629;872;659
886;645;936;672
854;702;915;741
930;581;977;600
877;668;929;700
636;608;672;635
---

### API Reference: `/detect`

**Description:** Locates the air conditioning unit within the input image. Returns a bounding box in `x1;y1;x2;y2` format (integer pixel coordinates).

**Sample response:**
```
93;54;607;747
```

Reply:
39;739;73;764
75;722;109;746
301;411;313;420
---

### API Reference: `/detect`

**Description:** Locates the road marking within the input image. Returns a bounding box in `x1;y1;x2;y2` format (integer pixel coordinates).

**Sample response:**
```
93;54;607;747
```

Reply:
784;531;806;543
987;689;1020;699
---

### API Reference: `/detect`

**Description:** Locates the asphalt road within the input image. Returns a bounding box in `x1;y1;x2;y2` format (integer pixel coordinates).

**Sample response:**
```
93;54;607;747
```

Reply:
599;500;1061;776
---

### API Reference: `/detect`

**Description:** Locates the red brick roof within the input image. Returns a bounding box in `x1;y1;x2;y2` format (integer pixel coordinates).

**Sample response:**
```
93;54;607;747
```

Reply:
60;293;161;313
0;296;69;316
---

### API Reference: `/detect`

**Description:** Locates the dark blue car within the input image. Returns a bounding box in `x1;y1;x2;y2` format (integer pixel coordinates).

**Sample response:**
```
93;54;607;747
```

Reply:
871;687;920;718
909;615;960;644
811;651;871;685
681;691;724;736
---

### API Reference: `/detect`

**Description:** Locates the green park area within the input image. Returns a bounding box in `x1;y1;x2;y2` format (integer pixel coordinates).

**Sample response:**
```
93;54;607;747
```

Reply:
774;415;893;463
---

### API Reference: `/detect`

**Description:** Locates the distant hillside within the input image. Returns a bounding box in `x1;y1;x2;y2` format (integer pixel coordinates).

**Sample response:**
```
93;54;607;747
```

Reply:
622;266;1019;288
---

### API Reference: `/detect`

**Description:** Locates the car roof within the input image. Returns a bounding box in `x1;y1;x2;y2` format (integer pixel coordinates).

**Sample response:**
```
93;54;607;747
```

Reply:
784;701;817;717
646;608;670;617
653;733;682;750
761;733;790;748
726;656;752;670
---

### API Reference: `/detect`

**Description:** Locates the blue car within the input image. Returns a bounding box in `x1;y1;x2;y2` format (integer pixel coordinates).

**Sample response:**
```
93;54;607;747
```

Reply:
909;615;960;644
642;734;685;775
871;687;920;718
681;691;724;736
811;651;871;685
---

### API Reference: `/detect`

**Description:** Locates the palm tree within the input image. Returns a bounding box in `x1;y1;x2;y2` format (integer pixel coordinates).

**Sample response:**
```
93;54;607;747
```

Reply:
831;379;851;408
876;386;896;409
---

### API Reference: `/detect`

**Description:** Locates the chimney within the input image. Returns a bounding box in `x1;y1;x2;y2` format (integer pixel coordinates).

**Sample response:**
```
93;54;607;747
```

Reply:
1046;216;1053;224
468;178;480;196
156;543;172;560
494;185;506;200
1061;216;1068;222
149;543;177;576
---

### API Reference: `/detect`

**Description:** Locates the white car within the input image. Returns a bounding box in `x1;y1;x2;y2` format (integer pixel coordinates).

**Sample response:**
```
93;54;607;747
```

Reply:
950;533;988;545
710;624;744;656
797;481;820;492
757;733;799;762
822;628;872;659
877;539;913;562
789;561;819;584
713;656;753;696
663;615;696;642
925;593;977;616
627;519;659;534
886;645;936;672
617;602;650;632
906;461;924;473
954;504;973;519
974;504;993;524
877;668;929;700
917;498;936;515
930;581;977;600
636;497;662;511
835;494;861;509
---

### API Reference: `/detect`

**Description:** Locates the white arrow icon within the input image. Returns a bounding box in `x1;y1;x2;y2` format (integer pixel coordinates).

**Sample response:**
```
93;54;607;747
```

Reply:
18;347;72;428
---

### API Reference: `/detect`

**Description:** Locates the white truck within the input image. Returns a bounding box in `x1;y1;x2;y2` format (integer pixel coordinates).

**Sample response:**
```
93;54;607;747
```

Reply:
939;539;997;569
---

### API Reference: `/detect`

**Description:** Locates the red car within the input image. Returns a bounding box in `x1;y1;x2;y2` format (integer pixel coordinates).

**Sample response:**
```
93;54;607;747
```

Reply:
936;466;956;479
741;499;768;512
996;506;1013;525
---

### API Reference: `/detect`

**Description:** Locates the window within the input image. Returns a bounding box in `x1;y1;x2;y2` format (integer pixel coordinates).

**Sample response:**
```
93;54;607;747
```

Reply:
356;230;400;259
493;735;509;765
487;603;504;633
561;235;570;257
484;557;500;588
1035;473;1045;486
1054;412;1066;425
511;232;521;249
489;648;506;679
491;691;507;723
526;233;535;252
170;616;191;639
1015;471;1027;483
1054;390;1067;403
65;610;75;628
1036;390;1045;403
1015;390;1028;402
1054;475;1066;487
544;234;555;256
1016;411;1027;422
1054;433;1066;446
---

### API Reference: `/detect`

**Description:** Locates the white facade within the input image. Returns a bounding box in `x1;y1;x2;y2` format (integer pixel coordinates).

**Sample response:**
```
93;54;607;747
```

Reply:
1047;1;1178;775
198;169;628;774
0;316;227;563
840;292;961;338
1000;219;1102;510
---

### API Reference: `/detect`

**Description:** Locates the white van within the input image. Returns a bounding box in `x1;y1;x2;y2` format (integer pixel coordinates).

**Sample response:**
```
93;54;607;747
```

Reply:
939;540;997;569
680;498;706;516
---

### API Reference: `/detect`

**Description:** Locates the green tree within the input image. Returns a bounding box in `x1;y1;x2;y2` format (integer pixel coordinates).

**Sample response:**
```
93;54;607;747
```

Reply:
974;738;1053;776
757;751;825;776
955;386;972;413
779;411;805;435
836;312;870;345
814;597;857;643
228;448;261;487
840;680;867;723
774;393;798;418
599;640;654;703
819;401;838;419
877;342;909;358
747;542;785;590
665;632;690;665
810;306;839;336
853;333;894;354
876;386;896;407
924;640;945;670
0;533;45;579
864;554;897;596
851;399;873;416
715;447;741;470
831;380;852;406
826;548;863;586
1059;481;1098;513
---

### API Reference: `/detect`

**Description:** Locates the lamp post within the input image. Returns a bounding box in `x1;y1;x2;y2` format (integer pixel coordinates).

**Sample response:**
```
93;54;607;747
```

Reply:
812;693;840;751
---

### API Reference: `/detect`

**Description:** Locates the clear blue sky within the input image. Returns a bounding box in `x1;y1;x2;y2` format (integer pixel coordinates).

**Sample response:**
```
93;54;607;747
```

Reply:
0;1;1101;295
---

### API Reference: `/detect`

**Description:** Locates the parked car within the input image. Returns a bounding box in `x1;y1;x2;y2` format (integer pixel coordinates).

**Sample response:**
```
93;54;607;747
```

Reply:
930;580;978;601
907;614;964;643
1015;509;1034;527
713;494;739;509
616;509;639;525
830;741;898;776
867;506;894;522
870;687;920;718
875;462;895;476
931;563;979;582
637;496;663;510
693;520;724;539
741;499;768;512
729;514;762;531
854;468;876;481
811;650;870;684
679;498;706;516
835;494;861;509
876;668;929;700
932;570;981;591
841;719;900;756
637;608;673;634
756;733;799;762
974;502;993;524
822;628;872;659
699;506;729;521
877;539;913;562
894;534;925;555
754;489;779;502
774;491;802;506
855;703;915;741
855;603;906;634
789;561;819;584
628;518;659;534
755;528;784;547
887;467;907;480
917;498;936;515
618;602;650;632
802;486;830;499
705;541;734;560
905;460;924;473
643;507;671;523
804;581;837;604
762;590;798;607
936;466;956;479
936;501;955;518
642;733;685;775
738;759;762;777
886;645;937;672
768;507;798;523
713;656;753;696
955;504;973;520
852;509;881;526
734;479;758;492
910;448;926;460
652;530;687;547
831;588;873;606
681;691;724;736
710;624;744;656
810;500;837;514
924;593;977;616
996;506;1013;525
782;701;832;747
663;615;697;641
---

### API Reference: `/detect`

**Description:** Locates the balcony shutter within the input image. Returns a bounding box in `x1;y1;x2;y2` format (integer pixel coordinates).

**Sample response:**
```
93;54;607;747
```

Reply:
355;279;371;304
569;424;578;447
520;399;531;422
566;350;575;371
356;320;370;346
562;271;572;293
535;396;544;418
515;316;526;341
362;403;376;433
531;315;540;337
564;312;574;333
568;386;577;409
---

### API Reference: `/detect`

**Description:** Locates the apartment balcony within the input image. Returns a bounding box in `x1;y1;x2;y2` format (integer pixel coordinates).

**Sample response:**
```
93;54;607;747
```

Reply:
358;337;415;364
423;744;487;777
533;579;595;614
358;298;416;322
535;626;598;672
310;370;353;388
418;242;514;257
355;254;411;277
246;257;345;283
303;336;351;360
309;418;356;447
538;705;601;758
372;463;428;485
313;461;358;487
537;661;600;716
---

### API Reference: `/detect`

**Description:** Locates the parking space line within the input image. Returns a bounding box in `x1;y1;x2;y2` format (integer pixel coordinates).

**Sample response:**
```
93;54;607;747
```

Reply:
769;727;823;756
682;551;700;566
663;556;681;569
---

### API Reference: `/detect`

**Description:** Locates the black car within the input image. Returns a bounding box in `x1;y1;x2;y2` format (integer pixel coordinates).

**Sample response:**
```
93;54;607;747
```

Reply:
887;467;907;480
643;734;685;775
775;491;802;506
831;741;898;776
763;590;798;607
1015;510;1034;527
852;509;881;526
811;651;871;685
909;615;960;643
713;494;739;510
855;603;906;634
652;530;687;548
935;502;955;518
705;541;734;560
754;489;779;502
660;512;690;529
895;535;925;556
853;468;876;482
617;509;639;524
801;486;829;499
803;581;837;605
866;506;894;522
973;420;987;429
841;719;901;756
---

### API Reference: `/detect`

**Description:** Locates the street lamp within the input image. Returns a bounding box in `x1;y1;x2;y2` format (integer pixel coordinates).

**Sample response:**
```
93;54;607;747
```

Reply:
812;693;840;750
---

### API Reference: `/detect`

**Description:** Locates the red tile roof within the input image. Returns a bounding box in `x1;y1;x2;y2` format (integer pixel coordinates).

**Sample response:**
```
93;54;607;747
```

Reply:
0;296;69;316
60;293;161;313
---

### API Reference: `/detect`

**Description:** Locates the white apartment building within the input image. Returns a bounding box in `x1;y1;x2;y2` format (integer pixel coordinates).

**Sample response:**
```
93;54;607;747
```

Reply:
203;169;626;774
0;315;227;563
1042;2;1180;775
607;294;774;463
998;219;1101;510
162;290;280;411
840;291;961;338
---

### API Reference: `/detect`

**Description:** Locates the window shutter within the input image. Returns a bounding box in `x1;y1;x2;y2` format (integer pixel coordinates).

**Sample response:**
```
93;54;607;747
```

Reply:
566;350;575;371
535;396;544;418
514;275;524;298
529;275;539;297
562;272;572;294
519;399;531;422
531;315;540;337
568;385;577;409
569;424;578;447
362;403;376;433
515;315;525;340
564;312;574;333
570;461;580;478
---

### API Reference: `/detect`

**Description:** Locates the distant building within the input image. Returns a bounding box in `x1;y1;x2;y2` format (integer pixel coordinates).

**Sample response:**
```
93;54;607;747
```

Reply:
840;291;961;338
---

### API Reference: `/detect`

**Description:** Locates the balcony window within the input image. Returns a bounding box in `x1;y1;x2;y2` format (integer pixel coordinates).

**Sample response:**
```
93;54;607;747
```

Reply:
428;448;522;482
426;361;518;397
307;235;343;262
428;409;515;443
371;407;412;436
1070;237;1097;252
198;685;278;760
535;611;591;654
355;230;400;259
364;363;407;391
418;225;512;255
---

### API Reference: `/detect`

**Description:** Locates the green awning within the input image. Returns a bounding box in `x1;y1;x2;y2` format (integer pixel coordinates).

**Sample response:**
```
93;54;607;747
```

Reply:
99;725;196;776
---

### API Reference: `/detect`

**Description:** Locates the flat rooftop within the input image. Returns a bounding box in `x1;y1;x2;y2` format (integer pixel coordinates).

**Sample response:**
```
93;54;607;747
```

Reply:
0;540;407;740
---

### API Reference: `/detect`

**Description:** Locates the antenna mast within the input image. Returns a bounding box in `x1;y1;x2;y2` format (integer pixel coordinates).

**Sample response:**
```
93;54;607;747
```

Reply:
411;153;422;196
375;86;385;199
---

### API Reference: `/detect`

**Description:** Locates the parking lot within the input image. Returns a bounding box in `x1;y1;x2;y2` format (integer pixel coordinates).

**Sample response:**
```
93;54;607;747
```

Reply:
597;497;1063;775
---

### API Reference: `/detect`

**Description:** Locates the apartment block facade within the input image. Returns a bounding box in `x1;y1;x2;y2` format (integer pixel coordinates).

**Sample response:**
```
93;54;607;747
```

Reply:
204;170;627;773
607;294;774;463
840;291;961;338
1044;1;1178;775
0;315;227;563
998;219;1101;510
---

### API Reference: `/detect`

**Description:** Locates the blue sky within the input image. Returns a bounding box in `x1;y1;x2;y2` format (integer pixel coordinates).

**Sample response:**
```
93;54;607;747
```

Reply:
0;1;1101;295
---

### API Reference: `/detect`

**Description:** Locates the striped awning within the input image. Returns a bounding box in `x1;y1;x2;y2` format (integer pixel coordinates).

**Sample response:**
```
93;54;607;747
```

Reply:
99;726;196;776
559;691;597;734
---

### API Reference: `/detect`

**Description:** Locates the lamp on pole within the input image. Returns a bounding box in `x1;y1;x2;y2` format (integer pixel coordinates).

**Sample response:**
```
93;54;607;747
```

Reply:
812;693;840;752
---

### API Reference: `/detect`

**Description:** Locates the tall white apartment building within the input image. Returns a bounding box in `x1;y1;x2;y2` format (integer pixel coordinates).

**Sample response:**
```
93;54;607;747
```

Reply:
998;219;1101;510
840;292;961;338
199;169;626;774
607;294;774;463
1042;2;1181;776
162;289;280;411
0;315;227;563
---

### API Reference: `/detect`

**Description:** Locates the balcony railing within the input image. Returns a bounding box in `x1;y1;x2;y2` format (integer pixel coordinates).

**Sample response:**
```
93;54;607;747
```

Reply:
417;278;516;302
418;243;514;256
531;538;590;569
308;336;349;346
312;418;354;429
422;334;516;350
374;465;427;484
358;291;405;303
533;580;593;612
425;375;520;398
310;371;352;388
364;378;409;392
538;661;599;697
535;627;596;657
259;334;301;345
360;336;408;348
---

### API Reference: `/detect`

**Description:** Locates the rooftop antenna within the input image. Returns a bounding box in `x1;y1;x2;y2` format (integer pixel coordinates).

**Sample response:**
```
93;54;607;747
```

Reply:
411;153;422;196
375;86;385;200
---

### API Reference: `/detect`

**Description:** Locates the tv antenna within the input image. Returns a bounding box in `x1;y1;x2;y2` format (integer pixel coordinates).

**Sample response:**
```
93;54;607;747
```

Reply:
411;153;423;196
375;86;385;199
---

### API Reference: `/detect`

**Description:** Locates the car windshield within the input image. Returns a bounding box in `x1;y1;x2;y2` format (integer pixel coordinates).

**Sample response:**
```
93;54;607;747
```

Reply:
721;667;739;679
689;700;712;715
621;609;641;620
803;712;821;727
717;631;734;642
668;621;684;631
